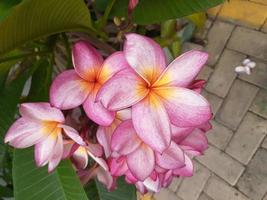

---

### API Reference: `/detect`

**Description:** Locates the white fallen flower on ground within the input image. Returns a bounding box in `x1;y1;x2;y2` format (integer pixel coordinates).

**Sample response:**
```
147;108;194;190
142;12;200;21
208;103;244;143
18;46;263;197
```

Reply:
235;58;256;75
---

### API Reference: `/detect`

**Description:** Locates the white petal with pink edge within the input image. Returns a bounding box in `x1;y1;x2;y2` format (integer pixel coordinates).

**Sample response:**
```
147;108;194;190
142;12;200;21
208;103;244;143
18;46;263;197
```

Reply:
50;70;92;110
154;50;208;87
60;124;85;146
124;33;166;84
48;134;64;172
155;87;212;127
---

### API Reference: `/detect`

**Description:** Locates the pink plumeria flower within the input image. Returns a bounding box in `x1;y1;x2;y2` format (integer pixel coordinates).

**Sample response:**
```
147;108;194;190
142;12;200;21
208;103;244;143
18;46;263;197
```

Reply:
96;108;131;158
50;41;130;126
97;33;212;153
63;139;108;171
4;103;85;172
110;120;185;181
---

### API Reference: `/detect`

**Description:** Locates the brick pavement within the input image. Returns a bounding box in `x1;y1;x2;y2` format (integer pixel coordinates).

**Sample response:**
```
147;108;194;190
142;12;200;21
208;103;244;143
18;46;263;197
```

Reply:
154;2;267;200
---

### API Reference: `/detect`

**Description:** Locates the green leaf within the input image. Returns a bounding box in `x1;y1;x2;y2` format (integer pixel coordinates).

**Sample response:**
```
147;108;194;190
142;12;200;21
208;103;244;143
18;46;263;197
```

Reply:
0;0;92;55
13;148;88;200
186;12;207;30
110;0;224;25
0;0;22;22
86;177;136;200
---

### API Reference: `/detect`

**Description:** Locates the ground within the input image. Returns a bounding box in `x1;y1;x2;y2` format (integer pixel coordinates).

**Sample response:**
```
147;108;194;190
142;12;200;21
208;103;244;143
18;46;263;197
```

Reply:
153;0;267;200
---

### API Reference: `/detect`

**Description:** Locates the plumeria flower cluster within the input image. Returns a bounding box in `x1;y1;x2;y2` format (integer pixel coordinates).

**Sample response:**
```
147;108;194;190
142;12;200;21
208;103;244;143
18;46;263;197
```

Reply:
5;33;212;193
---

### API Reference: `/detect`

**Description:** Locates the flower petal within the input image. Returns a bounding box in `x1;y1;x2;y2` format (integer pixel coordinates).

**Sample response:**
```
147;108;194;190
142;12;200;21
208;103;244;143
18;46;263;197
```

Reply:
124;33;166;83
189;79;206;93
20;103;65;122
155;141;185;170
143;176;160;193
109;157;128;176
173;154;193;177
111;120;142;155
83;91;115;126
72;40;103;81
5;118;46;148
132;94;171;153
96;69;148;111
35;134;57;167
73;147;88;169
154;50;208;87
48;134;64;172
96;167;116;191
98;51;130;83
155;87;212;127
87;143;103;157
96;126;113;158
87;151;109;171
60;124;85;146
180;128;208;154
50;70;92;110
171;124;194;143
127;144;155;181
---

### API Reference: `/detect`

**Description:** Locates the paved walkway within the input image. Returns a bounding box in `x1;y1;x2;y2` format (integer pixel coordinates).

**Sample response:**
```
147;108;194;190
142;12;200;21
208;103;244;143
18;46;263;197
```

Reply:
153;2;267;200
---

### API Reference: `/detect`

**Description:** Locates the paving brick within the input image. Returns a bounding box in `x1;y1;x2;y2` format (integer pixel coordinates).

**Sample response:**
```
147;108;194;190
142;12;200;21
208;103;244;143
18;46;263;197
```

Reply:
218;0;267;29
250;89;267;119
207;120;233;150
197;66;213;81
205;49;246;98
182;42;203;53
154;189;181;200
177;162;211;200
204;21;235;66
201;91;223;116
264;194;267;200
225;112;267;164
239;59;267;89
228;27;267;61
168;177;181;192
198;193;213;200
205;176;249;200
196;145;245;185
262;136;267;149
237;149;267;200
216;79;259;130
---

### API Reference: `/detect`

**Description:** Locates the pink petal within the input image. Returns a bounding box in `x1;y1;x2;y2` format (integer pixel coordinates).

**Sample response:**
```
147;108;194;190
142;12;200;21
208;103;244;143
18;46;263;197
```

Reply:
155;87;212;127
20;103;65;122
60;124;85;146
111;120;142;155
98;51;130;83
96;126;112;158
171;124;194;143
87;151;108;171
83;90;115;126
125;170;138;184
132;95;171;153
87;143;103;157
127;144;155;181
189;79;206;93
35;134;57;167
62;140;77;159
109;157;128;176
180;129;208;154
48;134;64;172
135;182;147;194
72;40;103;81
96;69;148;111
154;50;208;87
116;108;131;121
155;142;185;170
5;118;46;148
124;33;166;83
173;154;194;177
50;70;92;110
73;147;89;169
128;0;139;12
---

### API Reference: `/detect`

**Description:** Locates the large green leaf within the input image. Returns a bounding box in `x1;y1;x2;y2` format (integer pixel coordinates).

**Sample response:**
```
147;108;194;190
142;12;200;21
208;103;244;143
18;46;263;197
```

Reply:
13;148;88;200
86;177;136;200
110;0;224;25
12;59;88;200
0;0;22;22
0;0;92;55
